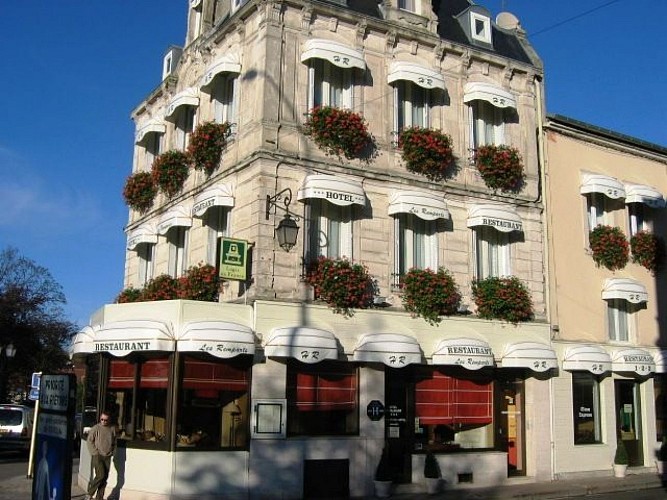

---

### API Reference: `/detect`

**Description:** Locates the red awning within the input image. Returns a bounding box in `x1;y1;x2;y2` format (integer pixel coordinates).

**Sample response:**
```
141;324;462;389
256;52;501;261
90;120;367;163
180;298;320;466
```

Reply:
415;370;493;425
294;367;357;412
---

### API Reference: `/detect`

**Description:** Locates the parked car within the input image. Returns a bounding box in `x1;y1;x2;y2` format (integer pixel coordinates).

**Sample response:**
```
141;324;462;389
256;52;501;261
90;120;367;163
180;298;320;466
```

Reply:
0;404;34;453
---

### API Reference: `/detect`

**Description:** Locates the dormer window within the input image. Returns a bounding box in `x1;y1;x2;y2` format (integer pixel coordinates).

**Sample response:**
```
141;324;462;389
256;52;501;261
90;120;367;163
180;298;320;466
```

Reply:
470;12;491;44
399;0;418;14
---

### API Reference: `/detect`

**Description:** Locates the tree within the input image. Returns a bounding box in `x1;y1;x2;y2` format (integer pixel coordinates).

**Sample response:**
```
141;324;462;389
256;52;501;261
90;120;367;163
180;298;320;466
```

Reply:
0;247;77;402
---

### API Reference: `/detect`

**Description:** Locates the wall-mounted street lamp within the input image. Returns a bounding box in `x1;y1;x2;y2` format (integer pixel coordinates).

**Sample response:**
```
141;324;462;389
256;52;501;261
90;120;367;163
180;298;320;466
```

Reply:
266;188;300;252
4;343;16;359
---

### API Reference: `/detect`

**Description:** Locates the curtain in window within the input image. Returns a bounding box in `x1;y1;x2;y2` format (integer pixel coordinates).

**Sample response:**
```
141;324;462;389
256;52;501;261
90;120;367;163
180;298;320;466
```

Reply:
294;368;357;412
108;360;135;389
183;359;248;392
415;370;493;425
140;359;170;389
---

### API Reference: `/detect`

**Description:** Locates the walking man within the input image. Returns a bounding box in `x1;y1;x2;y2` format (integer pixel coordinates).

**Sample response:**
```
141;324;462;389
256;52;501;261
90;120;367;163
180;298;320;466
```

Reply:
86;411;116;500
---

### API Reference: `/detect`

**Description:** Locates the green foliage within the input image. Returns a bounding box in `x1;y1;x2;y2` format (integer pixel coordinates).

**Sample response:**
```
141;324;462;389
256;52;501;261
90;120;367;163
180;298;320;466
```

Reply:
303;106;376;160
472;276;533;323
614;438;629;465
151;150;190;198
424;451;441;479
475;144;525;192
375;447;392;482
306;257;374;316
398;127;455;181
401;268;461;325
589;225;629;271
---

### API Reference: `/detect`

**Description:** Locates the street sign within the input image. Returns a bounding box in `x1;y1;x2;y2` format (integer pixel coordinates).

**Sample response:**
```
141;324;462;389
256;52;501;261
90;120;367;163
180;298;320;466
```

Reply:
367;400;385;421
219;237;248;281
28;372;41;401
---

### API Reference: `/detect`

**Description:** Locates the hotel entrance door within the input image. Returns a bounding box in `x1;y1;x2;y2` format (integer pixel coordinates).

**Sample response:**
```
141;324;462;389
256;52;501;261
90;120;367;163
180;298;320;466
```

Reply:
615;379;643;466
495;374;526;476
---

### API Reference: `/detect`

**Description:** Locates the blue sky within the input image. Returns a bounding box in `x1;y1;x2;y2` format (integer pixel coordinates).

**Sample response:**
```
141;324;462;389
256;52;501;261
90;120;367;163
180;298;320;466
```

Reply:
0;1;664;326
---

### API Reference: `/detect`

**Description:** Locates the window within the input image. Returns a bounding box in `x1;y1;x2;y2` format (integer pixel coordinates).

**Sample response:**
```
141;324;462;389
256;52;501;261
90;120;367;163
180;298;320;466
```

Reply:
203;206;229;271
607;298;640;342
399;0;417;13
286;362;358;436
572;372;601;444
137;243;155;285
470;12;492;44
190;0;203;40
586;192;608;230
394;214;437;286
655;375;667;441
142;132;162;171
414;368;494;451
167;227;189;277
394;81;428;131
105;356;170;447
174;106;196;150
627;203;652;236
306;199;352;261
212;74;237;125
470;100;505;149
308;59;352;110
474;226;510;279
176;354;251;449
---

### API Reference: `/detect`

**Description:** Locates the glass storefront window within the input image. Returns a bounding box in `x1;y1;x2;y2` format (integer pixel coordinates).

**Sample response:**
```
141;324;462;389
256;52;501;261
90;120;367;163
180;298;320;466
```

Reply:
176;354;251;449
572;372;601;444
286;361;359;436
414;368;494;451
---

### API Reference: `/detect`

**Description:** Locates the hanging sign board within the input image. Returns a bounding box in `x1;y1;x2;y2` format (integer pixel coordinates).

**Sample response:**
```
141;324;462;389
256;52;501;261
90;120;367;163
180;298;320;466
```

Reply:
219;237;248;281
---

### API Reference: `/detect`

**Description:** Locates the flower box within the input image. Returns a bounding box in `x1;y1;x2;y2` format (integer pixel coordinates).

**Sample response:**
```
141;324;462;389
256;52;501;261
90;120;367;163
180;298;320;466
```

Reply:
305;257;374;316
187;122;233;177
400;268;461;325
398;127;455;181
472;276;533;323
152;150;190;198
630;230;665;274
474;144;524;192
589;225;629;271
123;171;157;213
303;106;375;160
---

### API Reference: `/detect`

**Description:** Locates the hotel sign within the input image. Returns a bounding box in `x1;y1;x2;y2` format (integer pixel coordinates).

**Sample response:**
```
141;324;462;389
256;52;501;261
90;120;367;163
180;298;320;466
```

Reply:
408;205;448;221
220;237;248;281
310;188;365;206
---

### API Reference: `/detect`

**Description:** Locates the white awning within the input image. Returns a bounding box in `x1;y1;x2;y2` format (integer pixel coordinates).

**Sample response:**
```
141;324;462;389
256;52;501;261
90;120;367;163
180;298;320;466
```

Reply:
602;278;648;304
388;191;450;221
177;321;255;358
612;348;655;375
135;119;166;145
653;350;667;373
463;82;516;109
192;184;234;217
264;327;341;364
624;184;665;208
93;320;175;356
467;204;523;233
579;173;625;199
166;88;200;118
297;174;366;207
387;62;445;90
301;39;366;70
126;223;158;250
432;338;494;370
353;333;423;368
157;205;193;235
71;326;97;357
562;345;612;374
200;55;242;90
500;342;558;372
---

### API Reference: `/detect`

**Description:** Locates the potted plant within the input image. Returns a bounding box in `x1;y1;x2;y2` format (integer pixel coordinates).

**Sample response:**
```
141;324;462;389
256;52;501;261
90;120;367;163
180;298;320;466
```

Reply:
178;263;221;301
589;225;629;271
613;438;629;477
374;446;392;498
656;435;667;474
123;171;156;213
303;106;375;160
401;268;461;325
398;127;455;181
630;230;665;274
305;257;374;316
472;276;533;323
151;150;190;198
474;144;525;192
423;451;441;495
187;121;233;177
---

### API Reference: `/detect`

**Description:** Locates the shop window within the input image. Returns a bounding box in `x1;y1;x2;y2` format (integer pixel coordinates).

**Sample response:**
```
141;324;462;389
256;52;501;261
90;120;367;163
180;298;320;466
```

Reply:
106;356;170;447
203;206;229;271
607;298;639;343
394;214;438;287
474;226;511;279
176;354;251;449
174;106;196;150
655;375;667;441
308;59;352;110
212;73;237;125
306;199;353;262
286;362;358;436
470;100;505;149
572;372;602;444
414;368;494;451
394;81;428;131
137;242;155;285
167;226;189;277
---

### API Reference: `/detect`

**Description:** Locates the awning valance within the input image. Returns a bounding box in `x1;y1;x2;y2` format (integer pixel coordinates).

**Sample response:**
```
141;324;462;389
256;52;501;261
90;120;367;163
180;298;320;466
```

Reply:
297;174;366;207
178;321;255;358
300;39;366;70
467;204;523;233
353;333;423;368
562;345;612;374
166;88;200;119
463;82;516;109
501;342;558;372
200;55;242;90
388;191;450;221
624;184;665;208
94;320;175;356
157;206;193;235
612;348;655;375
264;327;340;364
71;326;97;357
653;350;667;373
579;173;625;199
602;278;648;304
135;119;166;145
126;223;158;250
192;184;234;217
432;338;494;370
387;62;445;90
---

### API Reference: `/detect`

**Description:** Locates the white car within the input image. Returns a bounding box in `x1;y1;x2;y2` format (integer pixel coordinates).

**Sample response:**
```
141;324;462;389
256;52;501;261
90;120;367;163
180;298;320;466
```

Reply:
0;404;34;453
